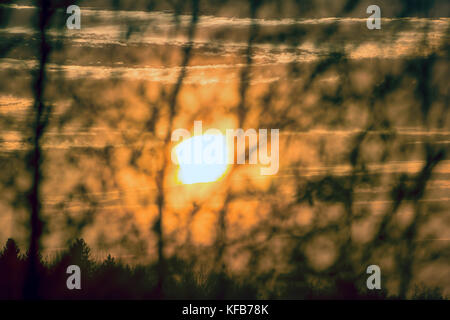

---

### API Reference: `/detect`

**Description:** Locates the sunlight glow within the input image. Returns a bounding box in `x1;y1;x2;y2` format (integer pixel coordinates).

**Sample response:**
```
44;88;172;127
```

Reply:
174;134;229;184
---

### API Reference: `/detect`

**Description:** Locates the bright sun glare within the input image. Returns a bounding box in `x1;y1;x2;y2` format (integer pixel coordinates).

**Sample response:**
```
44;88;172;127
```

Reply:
174;134;229;184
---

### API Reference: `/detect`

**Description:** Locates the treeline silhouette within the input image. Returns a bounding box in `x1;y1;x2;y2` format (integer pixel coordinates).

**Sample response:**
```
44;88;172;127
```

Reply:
0;238;445;300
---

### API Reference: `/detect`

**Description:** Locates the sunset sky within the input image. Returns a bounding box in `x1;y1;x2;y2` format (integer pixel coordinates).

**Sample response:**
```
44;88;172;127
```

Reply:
0;0;449;298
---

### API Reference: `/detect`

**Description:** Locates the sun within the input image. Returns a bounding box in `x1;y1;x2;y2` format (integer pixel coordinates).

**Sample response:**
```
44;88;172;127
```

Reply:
173;134;230;184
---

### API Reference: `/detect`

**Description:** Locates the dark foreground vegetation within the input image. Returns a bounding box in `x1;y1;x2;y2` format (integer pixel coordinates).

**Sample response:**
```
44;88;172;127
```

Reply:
0;238;446;300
